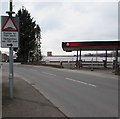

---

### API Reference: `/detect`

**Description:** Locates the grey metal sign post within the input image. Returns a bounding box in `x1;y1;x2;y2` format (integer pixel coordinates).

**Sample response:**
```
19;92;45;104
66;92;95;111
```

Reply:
1;0;19;98
8;0;14;99
9;44;14;98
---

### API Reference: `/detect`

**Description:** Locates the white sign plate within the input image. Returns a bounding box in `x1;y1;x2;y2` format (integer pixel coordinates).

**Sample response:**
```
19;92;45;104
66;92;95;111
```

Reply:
1;31;18;47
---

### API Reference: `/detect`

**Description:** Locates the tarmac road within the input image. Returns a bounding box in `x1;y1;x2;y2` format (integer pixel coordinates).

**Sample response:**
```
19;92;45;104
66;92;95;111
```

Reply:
3;63;118;117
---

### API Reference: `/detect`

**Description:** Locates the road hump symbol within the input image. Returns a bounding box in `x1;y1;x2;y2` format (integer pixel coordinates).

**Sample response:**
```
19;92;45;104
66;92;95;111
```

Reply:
2;17;18;31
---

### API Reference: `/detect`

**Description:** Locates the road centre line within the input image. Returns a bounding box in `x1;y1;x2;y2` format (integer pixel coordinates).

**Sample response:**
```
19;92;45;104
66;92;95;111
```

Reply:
65;77;97;88
42;72;56;76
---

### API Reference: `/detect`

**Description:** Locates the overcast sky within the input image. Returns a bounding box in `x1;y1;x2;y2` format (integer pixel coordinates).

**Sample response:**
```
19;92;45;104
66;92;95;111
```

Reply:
0;0;119;55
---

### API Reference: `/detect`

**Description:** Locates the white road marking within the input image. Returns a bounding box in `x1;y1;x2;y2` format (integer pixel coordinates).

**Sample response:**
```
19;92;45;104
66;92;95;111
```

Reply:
65;77;96;87
42;72;56;76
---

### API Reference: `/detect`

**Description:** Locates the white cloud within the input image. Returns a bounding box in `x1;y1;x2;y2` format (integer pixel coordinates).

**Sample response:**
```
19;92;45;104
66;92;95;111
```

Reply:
1;1;118;55
1;0;119;2
19;2;118;55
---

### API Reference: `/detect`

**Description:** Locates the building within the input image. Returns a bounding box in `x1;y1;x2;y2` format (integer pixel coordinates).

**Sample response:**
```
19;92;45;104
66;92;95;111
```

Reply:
47;52;52;56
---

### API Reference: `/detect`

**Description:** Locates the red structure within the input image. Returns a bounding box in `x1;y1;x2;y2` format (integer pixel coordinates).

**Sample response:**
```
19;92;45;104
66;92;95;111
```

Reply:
62;41;120;69
62;41;120;51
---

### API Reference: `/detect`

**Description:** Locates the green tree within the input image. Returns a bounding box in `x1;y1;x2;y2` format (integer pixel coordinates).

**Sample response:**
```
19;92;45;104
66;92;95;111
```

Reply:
15;7;41;63
34;24;42;62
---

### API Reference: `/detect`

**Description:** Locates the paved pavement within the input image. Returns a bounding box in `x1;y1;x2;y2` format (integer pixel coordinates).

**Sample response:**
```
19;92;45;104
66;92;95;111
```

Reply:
2;70;68;118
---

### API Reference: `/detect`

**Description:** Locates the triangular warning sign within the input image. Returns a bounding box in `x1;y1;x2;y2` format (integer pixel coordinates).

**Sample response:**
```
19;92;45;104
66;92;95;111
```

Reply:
2;17;18;31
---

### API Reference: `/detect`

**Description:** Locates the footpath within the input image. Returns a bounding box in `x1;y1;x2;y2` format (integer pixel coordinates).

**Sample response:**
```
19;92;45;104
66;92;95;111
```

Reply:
2;70;68;118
